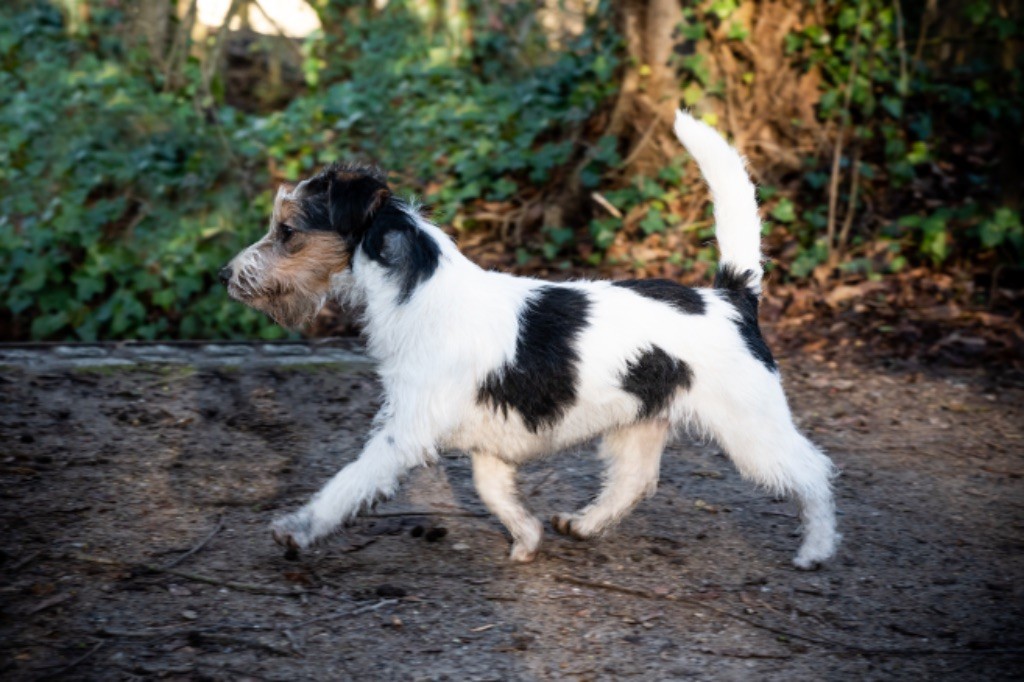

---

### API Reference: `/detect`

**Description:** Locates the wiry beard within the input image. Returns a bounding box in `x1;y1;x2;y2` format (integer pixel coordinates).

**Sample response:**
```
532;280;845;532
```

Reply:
249;289;328;330
225;232;352;330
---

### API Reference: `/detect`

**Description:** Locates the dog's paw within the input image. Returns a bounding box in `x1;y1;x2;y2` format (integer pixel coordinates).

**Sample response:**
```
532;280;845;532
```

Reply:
509;542;539;563
792;556;822;571
551;513;590;540
793;530;839;570
793;544;832;571
508;517;543;563
270;512;316;552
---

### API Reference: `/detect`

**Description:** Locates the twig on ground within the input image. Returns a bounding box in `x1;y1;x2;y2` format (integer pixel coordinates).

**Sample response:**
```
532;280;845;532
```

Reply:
552;574;1024;658
282;628;304;655
193;632;293;657
702;648;792;660
9;549;44;573
99;599;398;646
100;626;195;638
147;566;300;596
223;666;283;681
102;627;290;658
162;515;224;569
41;641;104;680
590;192;623;219
289;598;399;630
63;552;303;596
113;662;197;677
26;592;74;615
526;470;556;497
556;575;653;599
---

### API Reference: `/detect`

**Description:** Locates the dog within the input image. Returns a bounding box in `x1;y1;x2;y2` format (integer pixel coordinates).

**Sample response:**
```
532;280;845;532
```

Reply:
221;111;839;569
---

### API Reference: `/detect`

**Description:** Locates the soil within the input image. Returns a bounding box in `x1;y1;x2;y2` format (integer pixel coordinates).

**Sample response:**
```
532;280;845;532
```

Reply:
1;345;1022;680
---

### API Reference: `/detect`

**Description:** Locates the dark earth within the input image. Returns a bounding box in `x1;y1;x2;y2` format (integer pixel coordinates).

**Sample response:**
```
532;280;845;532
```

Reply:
1;342;1022;680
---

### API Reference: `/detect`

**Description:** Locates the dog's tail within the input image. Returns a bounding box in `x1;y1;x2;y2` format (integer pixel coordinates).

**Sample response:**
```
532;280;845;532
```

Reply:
672;110;763;294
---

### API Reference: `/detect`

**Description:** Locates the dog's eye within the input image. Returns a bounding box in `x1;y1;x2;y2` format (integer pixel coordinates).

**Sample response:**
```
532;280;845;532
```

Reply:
279;225;295;243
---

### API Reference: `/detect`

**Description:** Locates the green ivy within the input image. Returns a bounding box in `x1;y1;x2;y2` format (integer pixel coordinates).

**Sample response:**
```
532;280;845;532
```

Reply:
0;4;280;340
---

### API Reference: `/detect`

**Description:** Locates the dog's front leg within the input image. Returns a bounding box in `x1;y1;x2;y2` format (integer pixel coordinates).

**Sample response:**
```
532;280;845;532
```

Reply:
271;429;431;550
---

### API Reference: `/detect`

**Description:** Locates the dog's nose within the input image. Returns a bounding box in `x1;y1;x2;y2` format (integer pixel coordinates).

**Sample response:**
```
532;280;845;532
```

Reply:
219;266;233;286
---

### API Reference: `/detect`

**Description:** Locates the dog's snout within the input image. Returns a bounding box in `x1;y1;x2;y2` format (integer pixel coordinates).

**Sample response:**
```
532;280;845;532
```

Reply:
218;266;233;286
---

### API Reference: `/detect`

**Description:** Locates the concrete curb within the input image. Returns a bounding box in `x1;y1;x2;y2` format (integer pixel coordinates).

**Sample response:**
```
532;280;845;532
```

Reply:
0;339;374;370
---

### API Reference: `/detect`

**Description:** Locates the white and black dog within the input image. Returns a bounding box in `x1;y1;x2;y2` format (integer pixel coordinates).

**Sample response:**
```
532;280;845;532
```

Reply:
221;111;839;569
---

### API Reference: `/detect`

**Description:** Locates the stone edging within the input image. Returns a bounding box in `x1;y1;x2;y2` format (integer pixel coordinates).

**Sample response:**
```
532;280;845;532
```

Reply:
0;339;374;370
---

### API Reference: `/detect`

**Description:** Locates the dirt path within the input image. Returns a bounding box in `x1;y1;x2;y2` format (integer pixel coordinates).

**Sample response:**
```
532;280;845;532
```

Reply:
1;346;1022;680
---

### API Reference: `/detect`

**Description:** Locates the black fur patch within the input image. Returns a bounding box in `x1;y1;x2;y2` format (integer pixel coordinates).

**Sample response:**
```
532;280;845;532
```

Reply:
613;279;706;315
478;286;591;432
361;199;441;303
620;345;693;419
713;264;776;372
294;164;440;303
292;163;389;244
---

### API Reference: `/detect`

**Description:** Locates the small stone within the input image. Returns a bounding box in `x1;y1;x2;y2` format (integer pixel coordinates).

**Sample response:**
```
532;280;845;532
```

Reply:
424;527;448;542
452;542;470;551
168;584;192;597
181;610;198;620
511;635;533;651
375;584;407;598
694;499;718;513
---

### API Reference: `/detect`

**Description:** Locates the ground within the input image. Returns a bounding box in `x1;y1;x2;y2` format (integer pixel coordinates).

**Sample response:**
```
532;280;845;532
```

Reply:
0;341;1022;681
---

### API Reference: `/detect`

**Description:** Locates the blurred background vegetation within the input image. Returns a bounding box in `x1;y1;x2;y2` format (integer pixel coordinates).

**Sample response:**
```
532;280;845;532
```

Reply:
1;0;1021;361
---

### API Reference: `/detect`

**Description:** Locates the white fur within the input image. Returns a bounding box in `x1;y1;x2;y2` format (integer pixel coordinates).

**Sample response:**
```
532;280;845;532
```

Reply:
270;111;839;569
674;110;764;293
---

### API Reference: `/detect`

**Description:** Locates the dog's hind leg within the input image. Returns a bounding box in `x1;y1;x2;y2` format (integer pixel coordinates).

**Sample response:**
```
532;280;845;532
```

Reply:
471;452;543;562
693;375;839;569
552;420;669;540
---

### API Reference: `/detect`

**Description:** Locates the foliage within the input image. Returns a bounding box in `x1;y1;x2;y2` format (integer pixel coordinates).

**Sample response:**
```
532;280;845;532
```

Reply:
776;0;1023;277
0;3;281;340
248;1;619;221
1;1;621;340
0;0;1020;342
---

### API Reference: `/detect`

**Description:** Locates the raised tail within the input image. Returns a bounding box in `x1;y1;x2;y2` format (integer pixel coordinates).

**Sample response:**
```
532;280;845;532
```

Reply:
672;110;764;294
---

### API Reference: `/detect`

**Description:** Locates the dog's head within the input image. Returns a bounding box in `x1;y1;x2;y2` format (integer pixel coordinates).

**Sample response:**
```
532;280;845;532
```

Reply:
221;163;390;329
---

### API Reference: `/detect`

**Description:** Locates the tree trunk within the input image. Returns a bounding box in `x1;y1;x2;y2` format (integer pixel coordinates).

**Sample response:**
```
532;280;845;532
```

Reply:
542;0;683;230
606;0;682;176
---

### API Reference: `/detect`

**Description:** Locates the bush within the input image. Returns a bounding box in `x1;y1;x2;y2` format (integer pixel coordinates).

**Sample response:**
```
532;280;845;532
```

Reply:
0;1;619;340
0;4;280;340
1;1;1019;341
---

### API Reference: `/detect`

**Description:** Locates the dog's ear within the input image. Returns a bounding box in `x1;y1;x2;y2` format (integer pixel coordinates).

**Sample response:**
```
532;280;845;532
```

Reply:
275;182;297;201
327;171;391;239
